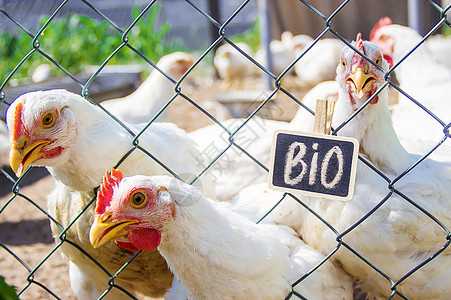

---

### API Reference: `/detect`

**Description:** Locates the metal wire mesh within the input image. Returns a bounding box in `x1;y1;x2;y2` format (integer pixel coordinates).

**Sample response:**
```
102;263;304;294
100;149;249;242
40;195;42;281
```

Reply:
0;0;450;299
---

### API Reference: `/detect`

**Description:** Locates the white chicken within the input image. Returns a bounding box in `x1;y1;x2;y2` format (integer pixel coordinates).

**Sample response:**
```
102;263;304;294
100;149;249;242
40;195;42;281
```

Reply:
101;52;194;123
290;80;339;125
426;34;451;69
233;34;451;299
189;115;291;201
369;17;451;154
6;89;213;299
89;169;353;300
294;38;343;87
189;33;391;202
31;64;52;83
370;17;451;69
290;33;315;52
256;31;298;76
213;42;256;88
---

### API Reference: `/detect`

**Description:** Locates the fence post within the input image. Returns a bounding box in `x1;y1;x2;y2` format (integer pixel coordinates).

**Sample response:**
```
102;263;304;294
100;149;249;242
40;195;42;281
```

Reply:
408;0;423;33
257;0;273;89
208;0;221;75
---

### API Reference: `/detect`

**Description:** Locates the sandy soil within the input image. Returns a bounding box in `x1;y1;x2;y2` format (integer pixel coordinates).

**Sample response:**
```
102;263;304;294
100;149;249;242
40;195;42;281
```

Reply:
0;74;310;299
0;173;74;299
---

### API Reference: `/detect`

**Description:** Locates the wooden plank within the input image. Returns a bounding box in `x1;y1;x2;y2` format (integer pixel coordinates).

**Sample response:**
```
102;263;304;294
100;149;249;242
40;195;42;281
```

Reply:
0;71;142;119
313;99;335;135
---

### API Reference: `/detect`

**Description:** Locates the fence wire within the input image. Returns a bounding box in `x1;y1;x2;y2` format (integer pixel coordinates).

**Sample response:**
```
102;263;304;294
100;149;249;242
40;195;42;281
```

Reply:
0;0;450;299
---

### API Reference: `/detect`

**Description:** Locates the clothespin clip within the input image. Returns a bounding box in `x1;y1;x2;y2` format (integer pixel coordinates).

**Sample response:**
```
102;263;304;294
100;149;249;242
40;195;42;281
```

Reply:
313;99;335;134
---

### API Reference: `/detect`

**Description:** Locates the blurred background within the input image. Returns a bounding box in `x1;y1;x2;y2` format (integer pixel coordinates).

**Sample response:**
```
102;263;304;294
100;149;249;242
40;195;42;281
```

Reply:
0;0;449;92
0;1;450;299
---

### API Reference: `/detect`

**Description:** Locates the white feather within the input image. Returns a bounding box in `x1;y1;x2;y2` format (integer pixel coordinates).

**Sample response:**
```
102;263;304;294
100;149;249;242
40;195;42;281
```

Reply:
6;89;214;299
233;39;451;299
112;174;354;300
213;43;256;83
189;116;291;201
370;23;451;155
294;38;343;87
102;52;193;123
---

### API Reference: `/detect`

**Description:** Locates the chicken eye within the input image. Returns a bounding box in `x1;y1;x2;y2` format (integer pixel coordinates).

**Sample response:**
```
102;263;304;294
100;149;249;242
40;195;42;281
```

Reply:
130;191;147;208
42;112;55;128
341;60;346;68
375;56;382;66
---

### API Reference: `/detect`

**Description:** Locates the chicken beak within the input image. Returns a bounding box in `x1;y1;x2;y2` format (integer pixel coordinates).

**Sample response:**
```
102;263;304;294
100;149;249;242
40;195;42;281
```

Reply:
9;135;50;177
89;214;138;249
347;67;376;99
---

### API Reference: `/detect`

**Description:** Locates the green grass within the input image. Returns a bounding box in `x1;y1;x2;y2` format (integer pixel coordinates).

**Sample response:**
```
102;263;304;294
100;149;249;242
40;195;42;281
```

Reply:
442;23;451;36
229;18;261;52
0;5;186;85
0;276;18;300
0;4;261;86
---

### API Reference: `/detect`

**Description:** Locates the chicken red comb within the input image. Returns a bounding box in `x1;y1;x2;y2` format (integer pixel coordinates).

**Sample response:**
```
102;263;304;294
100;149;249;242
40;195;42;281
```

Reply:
96;168;124;215
356;33;364;53
12;102;24;140
369;17;393;41
354;33;365;65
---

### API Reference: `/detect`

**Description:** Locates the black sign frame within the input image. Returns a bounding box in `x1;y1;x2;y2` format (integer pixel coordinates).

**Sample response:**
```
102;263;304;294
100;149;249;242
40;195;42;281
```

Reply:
269;130;359;201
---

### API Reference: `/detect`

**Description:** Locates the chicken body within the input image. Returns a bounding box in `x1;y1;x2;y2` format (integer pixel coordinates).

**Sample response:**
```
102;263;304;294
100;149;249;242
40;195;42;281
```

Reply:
189;34;391;201
7;89;213;299
293;29;451;161
256;31;298;76
370;19;451;153
239;159;451;299
90;171;353;300
427;34;451;69
294;38;343;87
189;116;291;201
213;42;256;88
101;52;193;123
234;35;451;299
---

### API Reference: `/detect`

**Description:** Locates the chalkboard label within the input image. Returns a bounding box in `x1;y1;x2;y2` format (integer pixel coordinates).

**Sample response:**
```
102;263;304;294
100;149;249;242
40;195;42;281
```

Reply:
269;130;359;201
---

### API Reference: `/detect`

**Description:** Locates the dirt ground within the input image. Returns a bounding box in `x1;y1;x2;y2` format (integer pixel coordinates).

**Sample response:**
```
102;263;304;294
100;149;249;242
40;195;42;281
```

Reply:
0;174;73;299
0;74;309;299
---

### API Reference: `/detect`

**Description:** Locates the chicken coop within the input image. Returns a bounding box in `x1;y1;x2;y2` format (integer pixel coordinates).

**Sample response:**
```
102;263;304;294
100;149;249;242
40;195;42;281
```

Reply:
0;0;450;299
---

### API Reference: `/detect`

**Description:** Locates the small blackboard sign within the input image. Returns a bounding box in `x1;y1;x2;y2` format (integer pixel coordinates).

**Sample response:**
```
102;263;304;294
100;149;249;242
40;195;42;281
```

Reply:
269;130;359;201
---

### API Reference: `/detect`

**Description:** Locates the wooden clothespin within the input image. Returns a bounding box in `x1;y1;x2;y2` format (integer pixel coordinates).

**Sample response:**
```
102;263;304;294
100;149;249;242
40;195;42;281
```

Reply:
313;99;336;134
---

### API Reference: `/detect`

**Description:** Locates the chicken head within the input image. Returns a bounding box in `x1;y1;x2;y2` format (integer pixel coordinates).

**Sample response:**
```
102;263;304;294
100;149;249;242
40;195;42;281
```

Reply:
7;90;79;177
159;52;194;80
336;33;389;112
90;169;175;252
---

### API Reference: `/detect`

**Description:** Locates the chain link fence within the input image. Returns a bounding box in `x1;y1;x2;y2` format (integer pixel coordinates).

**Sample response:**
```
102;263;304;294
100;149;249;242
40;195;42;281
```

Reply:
0;0;450;299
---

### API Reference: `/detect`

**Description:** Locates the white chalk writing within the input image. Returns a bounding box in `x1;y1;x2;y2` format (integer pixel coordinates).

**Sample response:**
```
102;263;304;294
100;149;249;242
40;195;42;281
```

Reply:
284;142;344;189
